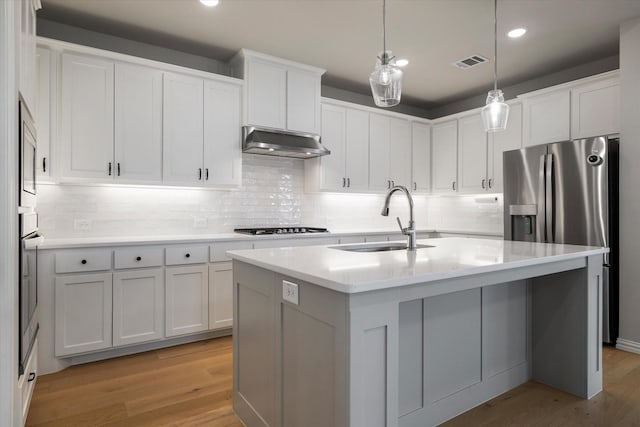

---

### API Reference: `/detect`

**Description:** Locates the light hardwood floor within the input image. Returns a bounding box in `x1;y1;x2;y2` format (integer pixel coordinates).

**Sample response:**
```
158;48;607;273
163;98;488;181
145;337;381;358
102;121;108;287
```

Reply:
27;338;640;427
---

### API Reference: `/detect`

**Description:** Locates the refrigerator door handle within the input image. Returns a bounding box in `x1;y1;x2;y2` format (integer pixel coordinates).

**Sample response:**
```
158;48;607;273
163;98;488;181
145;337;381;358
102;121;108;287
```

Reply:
545;154;554;243
537;154;546;243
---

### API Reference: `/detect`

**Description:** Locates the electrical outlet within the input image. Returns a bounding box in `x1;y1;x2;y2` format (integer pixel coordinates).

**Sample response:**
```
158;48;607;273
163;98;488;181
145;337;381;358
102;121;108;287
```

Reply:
282;280;299;305
193;217;207;228
73;219;91;231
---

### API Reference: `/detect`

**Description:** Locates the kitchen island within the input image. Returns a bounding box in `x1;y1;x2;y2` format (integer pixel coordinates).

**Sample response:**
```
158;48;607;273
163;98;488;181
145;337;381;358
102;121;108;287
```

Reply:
228;237;606;427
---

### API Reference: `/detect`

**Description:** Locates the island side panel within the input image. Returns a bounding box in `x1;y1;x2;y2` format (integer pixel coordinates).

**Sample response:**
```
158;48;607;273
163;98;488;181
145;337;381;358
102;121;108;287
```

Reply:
531;254;603;398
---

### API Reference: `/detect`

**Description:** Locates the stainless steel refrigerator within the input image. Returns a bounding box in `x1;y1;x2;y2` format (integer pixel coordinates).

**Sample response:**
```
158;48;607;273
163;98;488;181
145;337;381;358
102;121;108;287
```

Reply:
503;135;619;344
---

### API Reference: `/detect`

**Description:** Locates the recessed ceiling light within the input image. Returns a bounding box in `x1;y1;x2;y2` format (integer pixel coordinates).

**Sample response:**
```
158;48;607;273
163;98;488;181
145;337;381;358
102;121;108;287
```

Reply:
200;0;219;7
507;28;527;38
396;58;409;67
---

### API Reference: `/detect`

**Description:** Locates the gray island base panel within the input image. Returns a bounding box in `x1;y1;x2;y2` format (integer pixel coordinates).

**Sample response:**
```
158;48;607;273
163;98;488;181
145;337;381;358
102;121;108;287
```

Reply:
230;239;604;427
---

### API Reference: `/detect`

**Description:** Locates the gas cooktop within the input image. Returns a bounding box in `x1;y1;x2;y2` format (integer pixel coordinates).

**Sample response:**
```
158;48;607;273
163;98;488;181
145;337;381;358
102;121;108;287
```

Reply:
234;227;329;236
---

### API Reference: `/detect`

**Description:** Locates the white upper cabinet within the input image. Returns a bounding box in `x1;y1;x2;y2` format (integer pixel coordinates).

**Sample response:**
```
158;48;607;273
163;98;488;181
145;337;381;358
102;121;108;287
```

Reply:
432;120;458;193
457;114;488;193
389;117;412;189
521;89;570;147
163;73;204;185
60;53;114;180
571;75;620;139
234;49;325;134
35;46;53;178
287;68;321;134
318;104;347;191
115;63;163;183
245;58;287;130
488;103;523;192
411;122;431;193
369;113;392;191
20;0;38;112
204;79;242;187
344;108;370;192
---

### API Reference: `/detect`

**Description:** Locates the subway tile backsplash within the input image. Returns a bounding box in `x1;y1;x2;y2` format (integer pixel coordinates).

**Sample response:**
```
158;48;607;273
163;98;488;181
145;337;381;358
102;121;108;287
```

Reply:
37;154;504;238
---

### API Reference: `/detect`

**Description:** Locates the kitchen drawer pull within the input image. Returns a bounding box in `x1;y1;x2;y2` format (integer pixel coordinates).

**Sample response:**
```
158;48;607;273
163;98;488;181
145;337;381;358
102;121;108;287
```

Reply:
117;163;121;176
108;162;112;176
81;259;87;265
42;157;46;173
185;253;191;258
136;256;142;261
198;168;202;180
482;179;486;189
28;372;36;382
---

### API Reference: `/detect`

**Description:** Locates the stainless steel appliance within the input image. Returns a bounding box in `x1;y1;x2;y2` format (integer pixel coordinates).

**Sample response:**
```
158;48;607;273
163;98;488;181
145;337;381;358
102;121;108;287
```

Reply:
503;135;619;343
234;227;329;235
19;212;42;375
19;98;37;209
242;126;330;159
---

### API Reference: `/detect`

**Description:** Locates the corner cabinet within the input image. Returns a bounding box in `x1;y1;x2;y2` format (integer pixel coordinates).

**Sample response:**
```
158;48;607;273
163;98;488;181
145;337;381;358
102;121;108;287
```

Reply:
431;120;458;193
570;76;620;139
233;49;325;134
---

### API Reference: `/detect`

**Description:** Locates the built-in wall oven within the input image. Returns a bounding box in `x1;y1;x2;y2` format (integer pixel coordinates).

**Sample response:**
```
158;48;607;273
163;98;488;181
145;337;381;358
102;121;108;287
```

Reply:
18;97;42;375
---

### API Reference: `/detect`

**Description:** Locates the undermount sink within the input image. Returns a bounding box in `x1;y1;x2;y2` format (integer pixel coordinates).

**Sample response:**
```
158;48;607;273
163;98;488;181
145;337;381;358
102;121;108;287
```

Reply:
329;243;435;253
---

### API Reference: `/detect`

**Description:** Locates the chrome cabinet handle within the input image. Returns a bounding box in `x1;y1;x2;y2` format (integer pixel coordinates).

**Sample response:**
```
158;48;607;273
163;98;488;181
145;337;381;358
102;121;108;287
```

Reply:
342;177;346;188
347;178;351;188
452;181;456;191
482;178;486;189
117;163;121;176
198;168;202;180
108;162;112;176
488;178;493;188
42;157;46;173
205;168;209;180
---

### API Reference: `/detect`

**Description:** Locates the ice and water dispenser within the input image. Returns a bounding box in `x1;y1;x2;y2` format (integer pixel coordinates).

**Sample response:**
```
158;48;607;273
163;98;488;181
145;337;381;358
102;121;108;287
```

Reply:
508;204;538;242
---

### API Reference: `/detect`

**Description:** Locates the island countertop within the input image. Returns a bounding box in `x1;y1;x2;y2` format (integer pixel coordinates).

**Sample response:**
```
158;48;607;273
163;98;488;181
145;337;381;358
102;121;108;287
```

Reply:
227;237;608;293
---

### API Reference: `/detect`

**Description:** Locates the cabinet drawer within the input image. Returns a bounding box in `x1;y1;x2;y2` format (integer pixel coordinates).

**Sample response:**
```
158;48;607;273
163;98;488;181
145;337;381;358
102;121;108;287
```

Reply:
20;338;38;421
166;245;208;265
55;248;112;273
114;246;163;269
210;241;254;262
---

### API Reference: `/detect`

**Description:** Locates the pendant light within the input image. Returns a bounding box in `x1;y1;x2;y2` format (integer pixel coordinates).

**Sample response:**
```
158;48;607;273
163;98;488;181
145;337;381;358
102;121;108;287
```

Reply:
481;0;509;132
369;0;403;107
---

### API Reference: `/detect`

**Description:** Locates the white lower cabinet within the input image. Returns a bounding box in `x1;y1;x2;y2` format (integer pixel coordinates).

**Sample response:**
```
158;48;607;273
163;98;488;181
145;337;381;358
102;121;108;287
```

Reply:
209;262;233;330
113;269;164;346
165;265;209;337
55;273;113;356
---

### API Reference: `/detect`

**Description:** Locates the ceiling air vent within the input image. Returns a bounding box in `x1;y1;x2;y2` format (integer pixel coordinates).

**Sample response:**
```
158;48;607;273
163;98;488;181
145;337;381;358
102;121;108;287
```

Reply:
452;54;489;70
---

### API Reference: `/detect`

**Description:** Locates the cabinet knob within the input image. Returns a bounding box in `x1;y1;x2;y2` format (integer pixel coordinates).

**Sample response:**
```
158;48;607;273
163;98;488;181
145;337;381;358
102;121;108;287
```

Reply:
185;253;191;258
136;256;142;261
81;259;87;265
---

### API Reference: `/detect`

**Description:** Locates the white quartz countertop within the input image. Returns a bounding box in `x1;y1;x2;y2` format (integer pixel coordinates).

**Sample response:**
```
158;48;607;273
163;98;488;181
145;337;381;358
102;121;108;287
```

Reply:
37;228;502;249
227;237;608;294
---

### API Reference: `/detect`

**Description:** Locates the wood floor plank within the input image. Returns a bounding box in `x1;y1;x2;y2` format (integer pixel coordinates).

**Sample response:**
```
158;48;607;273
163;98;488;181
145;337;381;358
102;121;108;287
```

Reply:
27;339;640;426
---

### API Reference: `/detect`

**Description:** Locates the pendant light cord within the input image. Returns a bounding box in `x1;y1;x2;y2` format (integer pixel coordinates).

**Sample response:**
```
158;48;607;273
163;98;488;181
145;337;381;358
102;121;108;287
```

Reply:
382;0;387;64
493;0;498;92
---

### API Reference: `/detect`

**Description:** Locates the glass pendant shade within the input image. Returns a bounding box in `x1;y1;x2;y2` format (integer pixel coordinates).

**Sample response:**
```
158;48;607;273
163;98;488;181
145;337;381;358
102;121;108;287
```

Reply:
370;55;403;107
481;89;509;132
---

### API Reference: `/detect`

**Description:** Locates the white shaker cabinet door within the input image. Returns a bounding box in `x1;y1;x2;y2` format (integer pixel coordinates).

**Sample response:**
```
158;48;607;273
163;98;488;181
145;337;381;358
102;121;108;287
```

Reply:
319;103;347;191
163;73;204;186
457;114;488;193
522;89;570;147
209;262;233;330
55;273;113;356
114;63;163;183
488;103;522;192
60;53;114;180
287;68;321;134
35;47;52;178
165;265;209;337
203;79;242;187
411;122;431;193
369;113;392;191
431;120;458;193
344;107;370;192
245;58;287;130
113;269;164;347
571;77;620;139
389;117;412;189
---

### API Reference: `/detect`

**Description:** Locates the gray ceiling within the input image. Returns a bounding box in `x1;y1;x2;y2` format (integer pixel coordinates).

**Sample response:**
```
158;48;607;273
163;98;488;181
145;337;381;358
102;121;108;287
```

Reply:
38;0;640;111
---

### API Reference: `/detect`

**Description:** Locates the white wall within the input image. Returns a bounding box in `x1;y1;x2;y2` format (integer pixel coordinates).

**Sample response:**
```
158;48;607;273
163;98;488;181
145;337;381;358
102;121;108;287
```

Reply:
0;1;21;425
37;154;503;238
618;18;640;350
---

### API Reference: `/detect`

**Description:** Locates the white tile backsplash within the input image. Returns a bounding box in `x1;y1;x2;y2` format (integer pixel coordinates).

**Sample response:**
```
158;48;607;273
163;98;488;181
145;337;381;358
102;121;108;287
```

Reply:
37;155;503;238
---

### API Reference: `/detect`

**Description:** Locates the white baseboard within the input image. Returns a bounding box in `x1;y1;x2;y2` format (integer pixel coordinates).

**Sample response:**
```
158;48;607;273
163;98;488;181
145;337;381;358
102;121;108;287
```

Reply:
616;338;640;355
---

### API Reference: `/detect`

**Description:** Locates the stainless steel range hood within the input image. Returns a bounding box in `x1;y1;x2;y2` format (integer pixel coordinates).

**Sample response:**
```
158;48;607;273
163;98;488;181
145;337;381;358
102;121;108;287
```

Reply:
242;126;330;159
